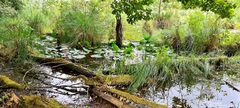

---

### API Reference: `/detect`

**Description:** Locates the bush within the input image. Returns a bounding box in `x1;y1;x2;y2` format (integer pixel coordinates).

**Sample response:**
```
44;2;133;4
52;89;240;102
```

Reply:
0;0;23;17
186;10;222;53
0;16;35;64
221;31;240;56
56;11;103;48
20;8;50;34
19;2;58;34
0;2;17;17
160;10;224;54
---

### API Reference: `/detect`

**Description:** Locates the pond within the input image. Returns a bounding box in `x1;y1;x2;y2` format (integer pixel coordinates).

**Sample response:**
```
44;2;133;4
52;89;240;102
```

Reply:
10;36;239;107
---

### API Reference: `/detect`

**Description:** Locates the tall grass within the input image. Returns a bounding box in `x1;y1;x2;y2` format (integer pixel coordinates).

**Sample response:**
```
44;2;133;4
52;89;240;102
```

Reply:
0;1;17;17
0;16;35;64
55;0;112;48
128;60;158;92
20;1;60;34
56;11;102;47
186;10;222;53
158;9;224;54
117;46;213;91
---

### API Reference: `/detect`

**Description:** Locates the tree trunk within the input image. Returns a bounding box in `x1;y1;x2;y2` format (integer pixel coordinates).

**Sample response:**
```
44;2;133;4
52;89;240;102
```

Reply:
116;15;123;47
158;0;162;15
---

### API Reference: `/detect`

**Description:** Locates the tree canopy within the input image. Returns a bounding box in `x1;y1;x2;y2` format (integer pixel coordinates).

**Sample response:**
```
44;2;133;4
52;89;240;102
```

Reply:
178;0;236;18
111;0;154;24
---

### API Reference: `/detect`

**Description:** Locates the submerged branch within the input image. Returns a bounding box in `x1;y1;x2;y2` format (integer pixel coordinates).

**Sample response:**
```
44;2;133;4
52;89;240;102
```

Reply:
225;81;240;92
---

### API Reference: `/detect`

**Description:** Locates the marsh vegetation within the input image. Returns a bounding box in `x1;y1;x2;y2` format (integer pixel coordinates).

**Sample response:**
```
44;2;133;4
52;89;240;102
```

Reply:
0;0;240;108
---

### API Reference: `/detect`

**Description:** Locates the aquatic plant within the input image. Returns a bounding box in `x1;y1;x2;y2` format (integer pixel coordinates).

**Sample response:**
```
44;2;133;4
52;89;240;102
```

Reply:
116;46;214;91
128;59;158;92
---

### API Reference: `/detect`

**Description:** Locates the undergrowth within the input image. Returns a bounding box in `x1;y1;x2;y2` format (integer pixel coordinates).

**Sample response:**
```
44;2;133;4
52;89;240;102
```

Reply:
117;46;215;92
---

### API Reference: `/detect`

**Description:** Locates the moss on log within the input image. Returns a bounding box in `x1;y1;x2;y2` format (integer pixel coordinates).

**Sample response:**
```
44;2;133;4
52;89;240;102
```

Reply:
104;87;167;108
0;75;24;89
21;95;67;108
33;56;167;108
103;75;133;86
92;88;134;108
33;57;96;77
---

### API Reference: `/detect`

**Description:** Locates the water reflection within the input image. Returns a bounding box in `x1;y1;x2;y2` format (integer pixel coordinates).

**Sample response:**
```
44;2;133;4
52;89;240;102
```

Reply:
146;74;240;108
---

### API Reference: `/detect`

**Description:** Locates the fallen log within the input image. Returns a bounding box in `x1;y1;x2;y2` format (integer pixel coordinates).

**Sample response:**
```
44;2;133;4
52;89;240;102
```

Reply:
33;56;133;86
33;56;96;77
92;88;134;108
33;56;167;108
98;87;167;108
0;75;24;89
71;75;133;86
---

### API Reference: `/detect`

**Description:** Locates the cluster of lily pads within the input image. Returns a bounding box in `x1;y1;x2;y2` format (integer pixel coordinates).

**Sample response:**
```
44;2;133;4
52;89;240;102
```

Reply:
35;35;158;63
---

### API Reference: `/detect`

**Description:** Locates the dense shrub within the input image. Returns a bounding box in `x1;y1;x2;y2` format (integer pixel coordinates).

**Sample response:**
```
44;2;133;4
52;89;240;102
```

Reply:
0;16;35;64
55;0;110;48
221;31;240;56
159;10;223;54
20;1;60;34
0;0;22;17
56;11;103;48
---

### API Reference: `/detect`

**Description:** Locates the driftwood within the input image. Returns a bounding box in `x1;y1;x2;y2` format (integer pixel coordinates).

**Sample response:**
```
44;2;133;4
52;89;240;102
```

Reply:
92;88;134;108
33;56;96;77
33;56;167;108
95;86;167;108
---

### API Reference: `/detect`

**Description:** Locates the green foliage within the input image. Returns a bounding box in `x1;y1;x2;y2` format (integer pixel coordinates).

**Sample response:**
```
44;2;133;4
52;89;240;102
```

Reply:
124;46;134;54
20;7;51;34
0;0;22;10
0;16;34;64
111;0;154;24
116;46;214;91
55;0;110;47
186;10;221;53
57;11;102;47
128;60;157;92
221;30;240;46
140;35;152;44
0;1;17;17
143;35;151;42
160;9;223;53
178;0;236;18
112;43;120;52
0;0;22;17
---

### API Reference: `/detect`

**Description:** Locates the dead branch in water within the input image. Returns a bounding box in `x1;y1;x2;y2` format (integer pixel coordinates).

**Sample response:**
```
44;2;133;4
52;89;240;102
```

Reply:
92;88;134;108
33;56;167;108
33;56;96;77
225;81;240;92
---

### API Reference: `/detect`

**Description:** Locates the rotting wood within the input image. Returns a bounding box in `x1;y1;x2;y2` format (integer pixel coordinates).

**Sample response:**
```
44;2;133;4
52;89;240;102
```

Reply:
92;88;134;108
33;56;96;77
101;87;167;108
0;75;24;89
